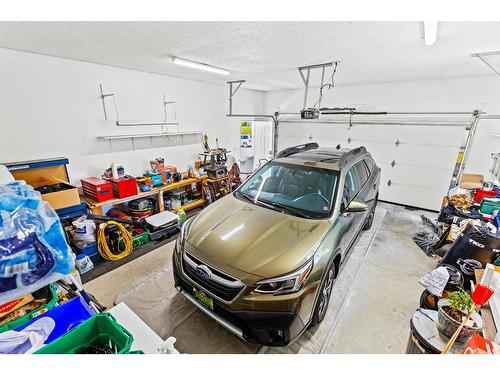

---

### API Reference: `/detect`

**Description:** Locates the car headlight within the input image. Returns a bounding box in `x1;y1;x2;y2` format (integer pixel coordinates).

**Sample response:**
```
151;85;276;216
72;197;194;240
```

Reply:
176;218;193;253
254;259;313;295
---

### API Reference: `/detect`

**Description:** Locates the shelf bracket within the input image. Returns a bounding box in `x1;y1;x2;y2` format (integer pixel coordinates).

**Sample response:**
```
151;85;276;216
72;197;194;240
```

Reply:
472;51;500;75
227;80;245;116
297;62;334;109
99;84;116;121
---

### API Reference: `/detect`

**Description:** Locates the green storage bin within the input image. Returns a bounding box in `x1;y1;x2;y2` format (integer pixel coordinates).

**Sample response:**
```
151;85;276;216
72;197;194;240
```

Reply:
0;284;58;333
480;197;500;215
118;230;149;251
127;350;145;354
35;313;133;354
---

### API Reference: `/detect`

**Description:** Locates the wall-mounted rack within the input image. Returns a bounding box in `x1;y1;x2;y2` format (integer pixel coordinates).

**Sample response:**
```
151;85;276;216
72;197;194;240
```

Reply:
99;84;180;127
97;84;201;150
97;131;203;141
96;130;204;151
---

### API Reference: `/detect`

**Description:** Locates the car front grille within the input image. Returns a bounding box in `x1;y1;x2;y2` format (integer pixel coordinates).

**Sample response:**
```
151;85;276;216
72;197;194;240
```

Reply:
181;251;245;302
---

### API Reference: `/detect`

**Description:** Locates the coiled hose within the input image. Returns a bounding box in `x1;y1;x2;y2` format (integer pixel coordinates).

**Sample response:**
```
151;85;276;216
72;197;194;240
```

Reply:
97;221;133;261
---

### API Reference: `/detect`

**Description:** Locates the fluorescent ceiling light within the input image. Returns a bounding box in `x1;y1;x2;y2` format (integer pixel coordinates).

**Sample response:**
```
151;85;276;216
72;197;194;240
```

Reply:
172;57;230;76
424;21;438;46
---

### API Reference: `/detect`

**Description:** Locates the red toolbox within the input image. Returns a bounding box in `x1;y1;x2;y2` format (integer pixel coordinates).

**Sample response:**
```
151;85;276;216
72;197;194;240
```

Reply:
105;175;138;199
474;189;498;204
81;177;114;203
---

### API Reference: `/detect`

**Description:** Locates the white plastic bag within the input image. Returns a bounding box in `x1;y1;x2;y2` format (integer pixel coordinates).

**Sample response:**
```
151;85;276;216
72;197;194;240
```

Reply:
419;266;450;297
0;316;55;354
72;216;96;246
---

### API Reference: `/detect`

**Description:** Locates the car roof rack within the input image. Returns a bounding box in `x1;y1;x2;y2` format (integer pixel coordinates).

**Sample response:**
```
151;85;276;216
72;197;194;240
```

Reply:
339;146;367;166
275;142;320;158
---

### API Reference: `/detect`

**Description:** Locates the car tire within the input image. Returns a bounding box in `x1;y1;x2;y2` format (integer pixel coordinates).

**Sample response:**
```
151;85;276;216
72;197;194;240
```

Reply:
363;195;378;230
243;142;248;147
310;261;337;327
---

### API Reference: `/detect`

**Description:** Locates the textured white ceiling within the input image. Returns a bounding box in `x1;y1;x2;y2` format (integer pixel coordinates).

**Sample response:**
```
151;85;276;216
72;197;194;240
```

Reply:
0;21;499;91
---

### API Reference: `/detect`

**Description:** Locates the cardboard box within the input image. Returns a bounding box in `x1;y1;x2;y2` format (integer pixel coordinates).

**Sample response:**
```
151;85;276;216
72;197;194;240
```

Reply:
37;182;81;210
3;158;81;210
463;334;499;354
0;294;34;318
460;173;484;189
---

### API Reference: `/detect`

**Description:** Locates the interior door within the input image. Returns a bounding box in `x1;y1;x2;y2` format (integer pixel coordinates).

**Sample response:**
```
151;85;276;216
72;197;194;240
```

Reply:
252;121;274;169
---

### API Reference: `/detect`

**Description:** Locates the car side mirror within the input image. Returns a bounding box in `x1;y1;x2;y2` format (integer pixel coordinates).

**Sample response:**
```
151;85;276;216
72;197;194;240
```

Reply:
347;201;368;213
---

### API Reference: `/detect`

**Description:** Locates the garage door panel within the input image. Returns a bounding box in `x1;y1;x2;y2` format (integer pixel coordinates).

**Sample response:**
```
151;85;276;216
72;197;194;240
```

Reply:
392;146;459;168
277;120;467;210
381;183;445;210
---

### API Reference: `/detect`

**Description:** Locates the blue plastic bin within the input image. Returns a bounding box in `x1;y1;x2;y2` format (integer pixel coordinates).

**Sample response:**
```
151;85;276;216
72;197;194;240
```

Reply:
15;296;94;344
76;243;101;263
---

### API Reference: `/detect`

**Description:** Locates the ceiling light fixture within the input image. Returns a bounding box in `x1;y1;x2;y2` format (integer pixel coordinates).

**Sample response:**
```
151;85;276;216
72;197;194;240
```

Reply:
172;57;230;76
424;21;439;46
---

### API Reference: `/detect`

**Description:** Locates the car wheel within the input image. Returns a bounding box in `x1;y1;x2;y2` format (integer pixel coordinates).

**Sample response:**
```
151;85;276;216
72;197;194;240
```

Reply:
363;195;378;230
242;142;248;147
310;261;336;327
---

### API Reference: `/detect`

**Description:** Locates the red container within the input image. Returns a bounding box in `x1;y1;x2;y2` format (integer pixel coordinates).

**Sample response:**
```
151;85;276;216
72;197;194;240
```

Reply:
472;284;494;306
105;176;138;199
81;177;113;203
474;189;498;204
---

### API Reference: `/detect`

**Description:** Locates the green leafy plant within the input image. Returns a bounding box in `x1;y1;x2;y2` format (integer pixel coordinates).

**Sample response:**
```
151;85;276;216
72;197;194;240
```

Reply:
448;288;473;313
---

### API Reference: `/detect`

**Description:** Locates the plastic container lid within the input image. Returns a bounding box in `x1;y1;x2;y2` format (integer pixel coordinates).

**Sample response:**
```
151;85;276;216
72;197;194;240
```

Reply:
76;254;86;260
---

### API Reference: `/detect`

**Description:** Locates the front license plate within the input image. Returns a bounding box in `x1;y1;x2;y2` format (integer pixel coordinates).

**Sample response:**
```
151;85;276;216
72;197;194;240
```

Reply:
193;288;214;310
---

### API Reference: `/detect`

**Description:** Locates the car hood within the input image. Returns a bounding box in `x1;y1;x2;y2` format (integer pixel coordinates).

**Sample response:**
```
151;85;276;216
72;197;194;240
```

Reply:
186;194;331;278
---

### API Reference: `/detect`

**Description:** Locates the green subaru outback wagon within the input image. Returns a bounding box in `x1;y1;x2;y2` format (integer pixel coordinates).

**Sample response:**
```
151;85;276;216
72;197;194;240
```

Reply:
173;143;380;346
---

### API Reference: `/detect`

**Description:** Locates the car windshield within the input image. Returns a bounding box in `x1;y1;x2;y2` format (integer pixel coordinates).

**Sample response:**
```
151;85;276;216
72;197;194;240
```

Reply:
236;161;339;219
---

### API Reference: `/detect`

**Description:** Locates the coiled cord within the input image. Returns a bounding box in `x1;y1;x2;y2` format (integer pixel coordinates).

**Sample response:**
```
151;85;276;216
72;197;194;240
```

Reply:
97;221;133;261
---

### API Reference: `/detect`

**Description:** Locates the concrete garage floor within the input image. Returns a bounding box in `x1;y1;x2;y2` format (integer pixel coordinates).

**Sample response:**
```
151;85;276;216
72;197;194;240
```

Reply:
84;202;438;353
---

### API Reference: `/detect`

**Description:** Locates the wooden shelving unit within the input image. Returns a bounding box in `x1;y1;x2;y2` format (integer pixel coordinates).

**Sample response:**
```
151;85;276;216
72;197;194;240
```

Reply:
206;175;232;200
173;198;206;213
84;176;207;215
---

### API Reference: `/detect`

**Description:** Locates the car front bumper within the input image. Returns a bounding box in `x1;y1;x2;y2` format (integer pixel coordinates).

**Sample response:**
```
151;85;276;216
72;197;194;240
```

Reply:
172;252;307;346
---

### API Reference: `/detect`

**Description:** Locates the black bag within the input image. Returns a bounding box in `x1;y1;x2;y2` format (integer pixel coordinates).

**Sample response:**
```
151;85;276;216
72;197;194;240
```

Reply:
438;204;483;225
439;222;500;286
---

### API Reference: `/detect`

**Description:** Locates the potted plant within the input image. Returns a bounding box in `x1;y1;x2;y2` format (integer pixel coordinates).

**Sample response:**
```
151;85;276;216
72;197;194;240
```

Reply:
437;288;483;342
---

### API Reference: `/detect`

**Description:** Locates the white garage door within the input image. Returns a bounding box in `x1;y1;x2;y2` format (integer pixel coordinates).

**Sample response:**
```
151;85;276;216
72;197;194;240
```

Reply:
277;115;472;211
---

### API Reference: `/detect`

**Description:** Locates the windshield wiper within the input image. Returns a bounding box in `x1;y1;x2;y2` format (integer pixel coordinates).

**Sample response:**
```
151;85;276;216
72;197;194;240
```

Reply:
260;200;312;219
236;191;283;212
236;190;254;203
236;191;311;218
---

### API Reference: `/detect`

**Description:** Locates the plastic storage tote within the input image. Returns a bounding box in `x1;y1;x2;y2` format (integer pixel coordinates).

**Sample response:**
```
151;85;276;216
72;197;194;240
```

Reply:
15;296;94;344
480;197;500;215
0;284;58;333
35;313;133;354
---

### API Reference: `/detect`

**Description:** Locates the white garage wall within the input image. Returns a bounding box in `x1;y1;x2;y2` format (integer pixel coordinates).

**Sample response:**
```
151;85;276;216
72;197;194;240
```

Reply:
264;76;500;210
0;48;264;184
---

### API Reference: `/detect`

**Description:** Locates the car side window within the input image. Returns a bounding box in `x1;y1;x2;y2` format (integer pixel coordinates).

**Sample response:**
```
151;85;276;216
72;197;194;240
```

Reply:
354;160;369;189
364;159;374;174
342;167;359;210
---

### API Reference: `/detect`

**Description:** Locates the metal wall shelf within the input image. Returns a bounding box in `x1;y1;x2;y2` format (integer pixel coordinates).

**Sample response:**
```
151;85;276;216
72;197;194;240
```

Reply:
97;131;203;141
96;131;203;150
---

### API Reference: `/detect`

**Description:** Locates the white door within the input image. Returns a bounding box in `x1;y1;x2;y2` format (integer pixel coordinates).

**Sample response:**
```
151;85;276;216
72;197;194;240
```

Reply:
252;121;274;169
